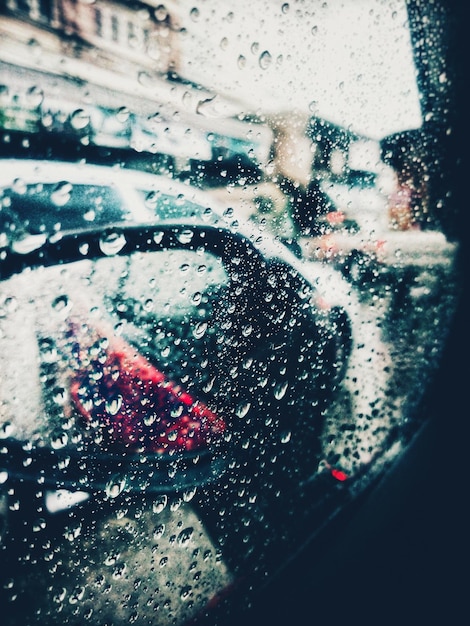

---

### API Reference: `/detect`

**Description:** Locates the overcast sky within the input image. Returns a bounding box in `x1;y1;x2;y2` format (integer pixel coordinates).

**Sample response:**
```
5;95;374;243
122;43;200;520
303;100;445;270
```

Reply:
174;0;422;140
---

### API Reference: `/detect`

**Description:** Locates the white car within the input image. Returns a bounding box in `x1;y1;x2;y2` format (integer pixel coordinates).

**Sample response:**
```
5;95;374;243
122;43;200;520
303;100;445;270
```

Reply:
0;158;227;249
300;179;457;285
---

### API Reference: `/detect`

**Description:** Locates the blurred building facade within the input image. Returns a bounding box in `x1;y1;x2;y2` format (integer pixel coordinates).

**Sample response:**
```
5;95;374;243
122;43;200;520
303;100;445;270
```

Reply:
2;0;179;74
1;0;377;208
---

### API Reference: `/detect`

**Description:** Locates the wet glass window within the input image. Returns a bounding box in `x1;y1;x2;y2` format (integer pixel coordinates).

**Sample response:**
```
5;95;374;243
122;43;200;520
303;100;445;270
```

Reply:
0;1;463;625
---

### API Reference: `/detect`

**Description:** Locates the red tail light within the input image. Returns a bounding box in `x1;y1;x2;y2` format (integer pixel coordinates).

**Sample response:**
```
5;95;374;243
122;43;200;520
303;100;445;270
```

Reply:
66;318;226;454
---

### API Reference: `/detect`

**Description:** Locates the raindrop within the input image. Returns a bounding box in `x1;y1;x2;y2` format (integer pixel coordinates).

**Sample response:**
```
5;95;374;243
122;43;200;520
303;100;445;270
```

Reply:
51;181;72;206
152;494;168;513
105;475;127;498
155;5;168;20
52;294;72;315
280;430;291;444
68;586;85;604
170;497;182;511
99;231;127;256
196;95;220;117
104;551;120;566
180;585;192;601
52;387;67;405
51;431;68;450
25;85;44;108
202;207;213;221
189;7;200;21
11;177;26;194
143;298;154;312
144;412;157;426
237;55;246;69
274;381;288;399
193;321;207;339
153;231;164;244
236;402;251;418
32;518;46;532
112;563;127;579
259;50;272;70
145;191;159;211
79;242;89;256
83;208;96;222
70;109;90;130
182;486;197;502
177;229;194;244
106;395;123;416
241;324;253;337
153;523;165;539
177;527;194;546
116;106;130;123
64;523;82;542
281;2;290;13
0;422;15;438
0;470;8;484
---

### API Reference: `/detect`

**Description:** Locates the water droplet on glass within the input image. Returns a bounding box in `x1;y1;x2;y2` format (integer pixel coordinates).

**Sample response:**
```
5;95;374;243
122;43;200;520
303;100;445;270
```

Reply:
152;494;168;513
52;294;72;316
99;231;126;256
64;523;82;542
259;50;272;70
68;109;90;131
177;527;194;546
193;321;207;339
51;431;68;450
116;106;130;123
112;563;127;579
106;395;122;416
153;523;165;539
274;381;288;399
33;518;47;532
183;486;197;502
105;475;127;499
189;7;200;21
83;208;96;222
0;422;15;438
236;402;251;418
280;430;291;444
145;191;159;211
52;387;67;405
39;337;57;363
25;85;44;108
180;585;192;600
237;55;246;69
241;324;253;337
79;242;89;256
177;229;194;244
51;181;72;206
